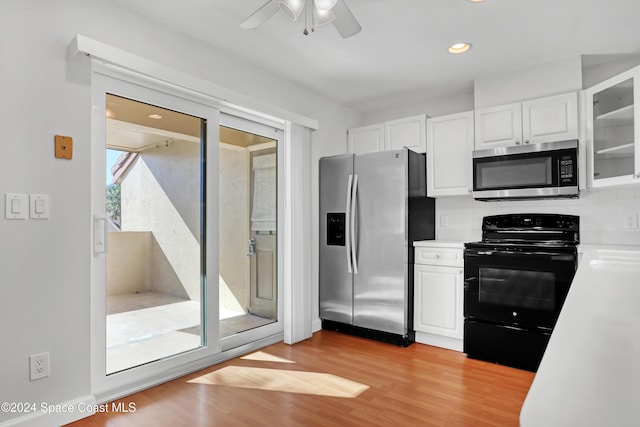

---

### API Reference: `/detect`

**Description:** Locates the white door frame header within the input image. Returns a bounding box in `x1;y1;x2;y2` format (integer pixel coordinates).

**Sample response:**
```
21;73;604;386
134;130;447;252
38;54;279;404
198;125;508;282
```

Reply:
68;33;319;131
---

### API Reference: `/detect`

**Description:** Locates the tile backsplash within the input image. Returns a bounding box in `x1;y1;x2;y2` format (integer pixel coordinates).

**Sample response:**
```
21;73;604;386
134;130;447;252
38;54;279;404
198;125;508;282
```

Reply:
435;187;640;246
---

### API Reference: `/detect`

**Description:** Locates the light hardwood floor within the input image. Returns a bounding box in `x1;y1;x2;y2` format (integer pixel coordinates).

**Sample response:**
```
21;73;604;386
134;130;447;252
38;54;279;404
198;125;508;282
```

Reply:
67;331;534;426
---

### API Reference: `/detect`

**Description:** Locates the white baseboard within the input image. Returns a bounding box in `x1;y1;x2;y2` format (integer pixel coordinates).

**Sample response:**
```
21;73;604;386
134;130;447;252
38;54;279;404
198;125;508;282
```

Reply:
311;318;322;332
0;395;95;427
415;331;463;352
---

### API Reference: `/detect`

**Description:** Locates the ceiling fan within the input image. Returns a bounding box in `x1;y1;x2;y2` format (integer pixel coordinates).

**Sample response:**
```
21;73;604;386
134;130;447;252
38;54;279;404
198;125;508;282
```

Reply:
241;0;362;38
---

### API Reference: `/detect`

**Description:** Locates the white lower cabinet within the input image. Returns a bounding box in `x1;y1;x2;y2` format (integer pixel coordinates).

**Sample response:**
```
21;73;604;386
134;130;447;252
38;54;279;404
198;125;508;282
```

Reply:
413;244;464;351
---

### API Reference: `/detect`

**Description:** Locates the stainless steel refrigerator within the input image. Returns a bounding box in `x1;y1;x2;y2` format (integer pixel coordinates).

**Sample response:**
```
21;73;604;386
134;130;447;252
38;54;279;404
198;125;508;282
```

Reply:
319;148;435;346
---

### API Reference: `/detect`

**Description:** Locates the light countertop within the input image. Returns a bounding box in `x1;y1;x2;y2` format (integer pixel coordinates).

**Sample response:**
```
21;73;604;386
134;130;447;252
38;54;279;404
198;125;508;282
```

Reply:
413;240;465;248
520;247;640;427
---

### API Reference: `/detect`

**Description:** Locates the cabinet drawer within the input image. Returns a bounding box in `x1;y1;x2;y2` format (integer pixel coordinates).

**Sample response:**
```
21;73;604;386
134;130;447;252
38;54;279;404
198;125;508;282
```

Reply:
415;247;463;267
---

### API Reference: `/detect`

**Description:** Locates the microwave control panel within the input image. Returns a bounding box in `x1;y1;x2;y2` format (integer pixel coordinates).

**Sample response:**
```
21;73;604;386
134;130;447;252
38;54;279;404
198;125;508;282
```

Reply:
559;155;575;182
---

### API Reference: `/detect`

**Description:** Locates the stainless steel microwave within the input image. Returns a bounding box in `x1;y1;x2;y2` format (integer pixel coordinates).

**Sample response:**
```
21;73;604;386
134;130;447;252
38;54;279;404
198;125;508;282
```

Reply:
472;140;579;201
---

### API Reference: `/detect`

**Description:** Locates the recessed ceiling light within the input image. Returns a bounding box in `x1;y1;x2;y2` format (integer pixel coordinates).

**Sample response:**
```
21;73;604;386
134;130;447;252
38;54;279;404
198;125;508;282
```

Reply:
469;0;485;3
106;109;116;119
448;42;472;54
148;114;163;120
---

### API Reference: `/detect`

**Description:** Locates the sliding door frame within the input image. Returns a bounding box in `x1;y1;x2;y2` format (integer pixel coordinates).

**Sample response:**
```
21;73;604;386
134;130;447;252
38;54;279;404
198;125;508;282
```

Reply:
91;66;220;397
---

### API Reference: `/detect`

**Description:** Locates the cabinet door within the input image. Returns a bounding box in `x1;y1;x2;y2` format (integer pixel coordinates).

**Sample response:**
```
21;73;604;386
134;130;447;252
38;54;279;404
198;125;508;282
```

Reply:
427;111;474;197
585;66;640;187
348;124;385;154
385;115;426;153
522;92;578;144
474;102;522;149
414;264;464;339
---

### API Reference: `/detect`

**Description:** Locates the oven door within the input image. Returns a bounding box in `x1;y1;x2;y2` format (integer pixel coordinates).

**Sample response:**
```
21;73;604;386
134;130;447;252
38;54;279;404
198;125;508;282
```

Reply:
464;246;577;330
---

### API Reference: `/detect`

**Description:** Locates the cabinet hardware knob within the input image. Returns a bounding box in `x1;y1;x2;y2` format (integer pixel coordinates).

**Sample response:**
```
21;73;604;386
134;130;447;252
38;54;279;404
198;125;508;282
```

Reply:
515;140;521;145
524;140;529;144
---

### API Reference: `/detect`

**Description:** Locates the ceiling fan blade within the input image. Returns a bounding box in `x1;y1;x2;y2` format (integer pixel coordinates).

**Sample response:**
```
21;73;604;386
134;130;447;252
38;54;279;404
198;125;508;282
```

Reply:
240;0;279;29
332;0;362;38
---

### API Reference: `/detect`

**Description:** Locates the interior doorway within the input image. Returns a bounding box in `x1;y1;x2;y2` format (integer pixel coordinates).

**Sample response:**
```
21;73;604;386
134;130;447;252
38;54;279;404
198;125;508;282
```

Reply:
219;125;278;338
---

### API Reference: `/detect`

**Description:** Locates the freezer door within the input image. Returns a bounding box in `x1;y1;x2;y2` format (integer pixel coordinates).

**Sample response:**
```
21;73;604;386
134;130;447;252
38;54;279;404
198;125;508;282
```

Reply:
353;150;408;334
319;154;354;324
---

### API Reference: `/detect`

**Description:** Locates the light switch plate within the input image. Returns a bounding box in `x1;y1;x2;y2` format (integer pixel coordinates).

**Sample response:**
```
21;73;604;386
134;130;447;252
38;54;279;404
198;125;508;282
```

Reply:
5;193;28;219
29;194;50;219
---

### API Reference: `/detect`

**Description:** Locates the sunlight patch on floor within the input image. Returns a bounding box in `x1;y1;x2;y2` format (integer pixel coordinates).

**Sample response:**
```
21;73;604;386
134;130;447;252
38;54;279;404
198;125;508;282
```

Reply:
240;351;295;364
188;366;369;398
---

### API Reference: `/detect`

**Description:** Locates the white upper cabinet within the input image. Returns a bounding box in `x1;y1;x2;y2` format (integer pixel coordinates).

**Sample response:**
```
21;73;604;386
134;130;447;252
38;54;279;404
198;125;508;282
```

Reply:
474;92;579;150
426;111;474;197
523;92;579;143
385;115;426;153
348;115;426;154
347;124;385;154
585;65;640;188
474;102;523;149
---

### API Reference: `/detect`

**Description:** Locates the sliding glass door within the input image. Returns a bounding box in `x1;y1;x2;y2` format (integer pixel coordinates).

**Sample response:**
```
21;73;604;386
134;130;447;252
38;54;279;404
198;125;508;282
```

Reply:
91;70;220;395
218;114;284;351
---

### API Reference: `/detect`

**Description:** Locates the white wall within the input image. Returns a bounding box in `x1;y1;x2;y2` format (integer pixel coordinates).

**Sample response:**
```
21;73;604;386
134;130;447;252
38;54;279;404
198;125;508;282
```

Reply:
474;56;583;108
436;188;640;246
0;0;356;424
582;54;640;89
361;86;475;125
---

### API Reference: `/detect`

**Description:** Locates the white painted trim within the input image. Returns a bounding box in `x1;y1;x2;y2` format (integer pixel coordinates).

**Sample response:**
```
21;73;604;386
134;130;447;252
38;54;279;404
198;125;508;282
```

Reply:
0;395;95;427
415;332;463;352
284;123;313;344
69;34;318;131
311;318;323;332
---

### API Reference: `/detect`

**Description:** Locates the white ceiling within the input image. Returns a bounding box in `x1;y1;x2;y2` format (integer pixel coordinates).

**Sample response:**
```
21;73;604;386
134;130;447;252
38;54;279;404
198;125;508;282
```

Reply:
112;0;640;114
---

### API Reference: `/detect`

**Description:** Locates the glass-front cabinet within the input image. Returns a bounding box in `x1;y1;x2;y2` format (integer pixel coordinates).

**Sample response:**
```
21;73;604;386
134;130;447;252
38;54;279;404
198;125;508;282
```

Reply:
585;65;640;187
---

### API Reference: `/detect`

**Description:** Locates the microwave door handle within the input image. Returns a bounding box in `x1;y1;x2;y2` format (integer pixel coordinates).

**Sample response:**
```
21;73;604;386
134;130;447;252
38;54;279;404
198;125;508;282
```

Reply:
345;174;353;274
351;174;359;274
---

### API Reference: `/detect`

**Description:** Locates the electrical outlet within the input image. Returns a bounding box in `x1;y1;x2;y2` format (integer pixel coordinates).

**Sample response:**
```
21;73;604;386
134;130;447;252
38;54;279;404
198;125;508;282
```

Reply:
29;352;49;380
623;213;638;230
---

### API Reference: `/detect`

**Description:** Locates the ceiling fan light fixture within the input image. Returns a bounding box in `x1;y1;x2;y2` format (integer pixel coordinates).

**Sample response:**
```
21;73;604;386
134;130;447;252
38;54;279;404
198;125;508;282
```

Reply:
278;0;305;21
448;42;472;54
313;6;336;26
314;0;338;12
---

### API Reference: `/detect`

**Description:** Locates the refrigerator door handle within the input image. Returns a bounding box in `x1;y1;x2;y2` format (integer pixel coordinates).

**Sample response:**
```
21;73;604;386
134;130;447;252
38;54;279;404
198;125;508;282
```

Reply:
345;174;353;274
351;174;359;274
